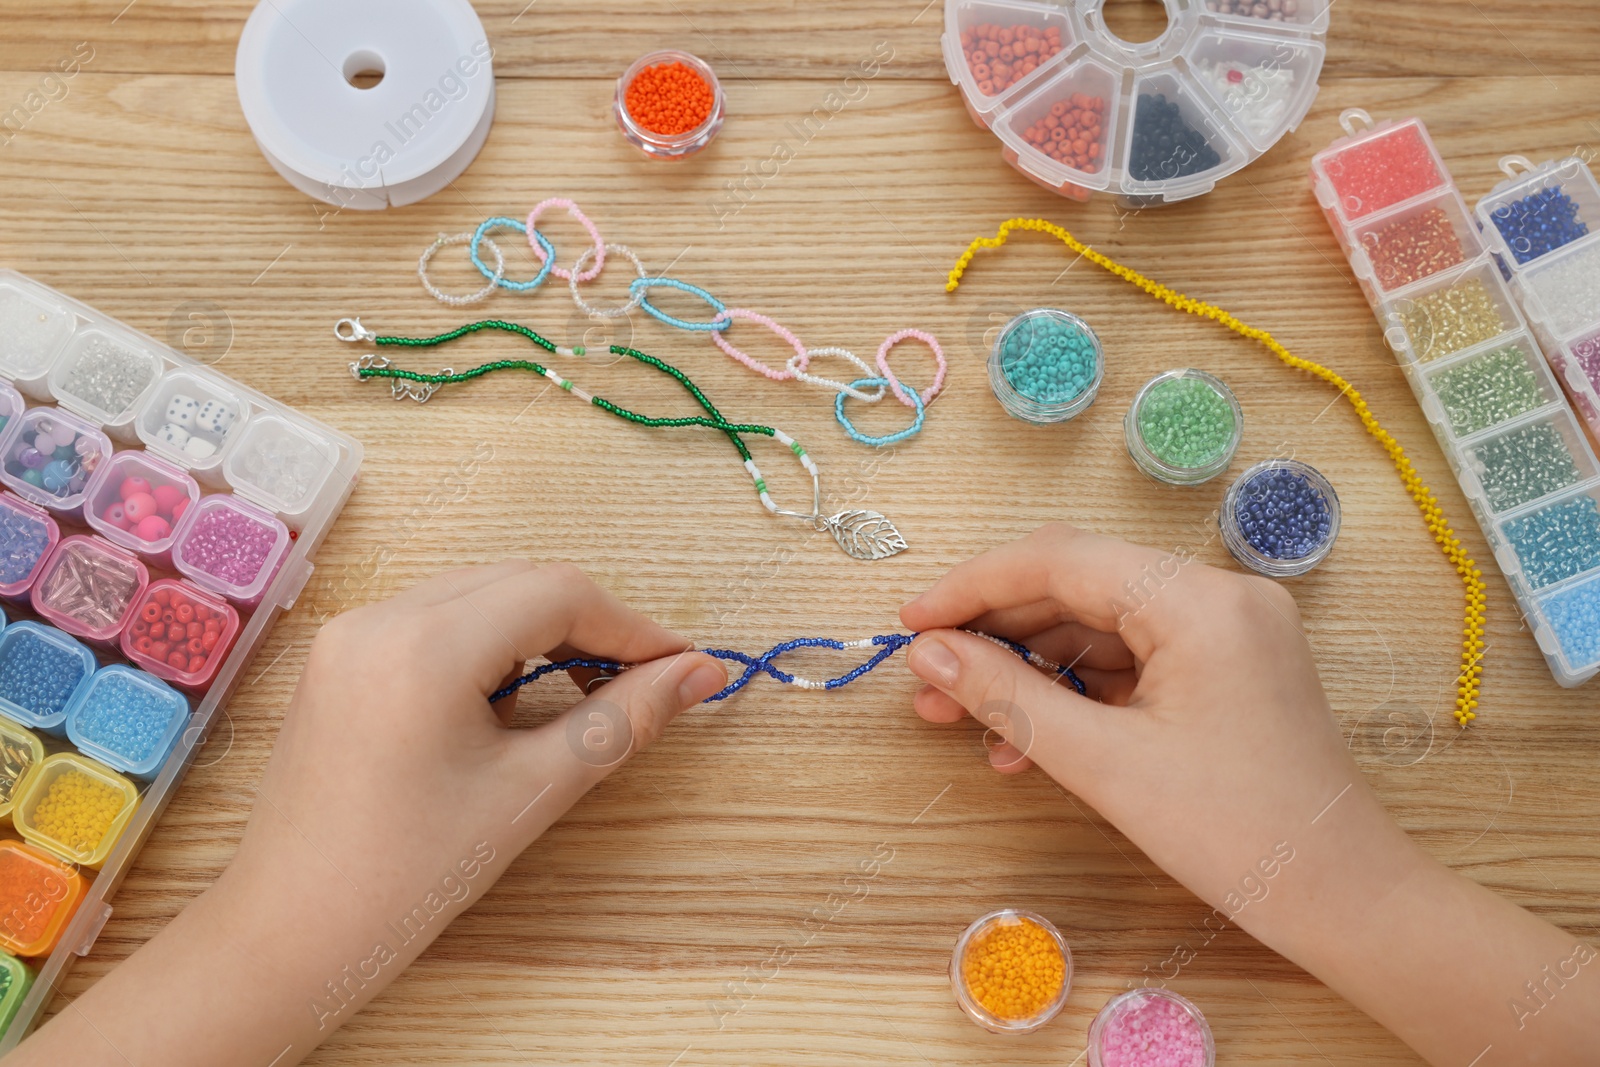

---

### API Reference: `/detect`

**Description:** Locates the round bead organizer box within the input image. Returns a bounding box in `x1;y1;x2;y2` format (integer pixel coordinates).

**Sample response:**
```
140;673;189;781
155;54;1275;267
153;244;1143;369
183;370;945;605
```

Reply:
942;0;1327;203
0;270;362;1052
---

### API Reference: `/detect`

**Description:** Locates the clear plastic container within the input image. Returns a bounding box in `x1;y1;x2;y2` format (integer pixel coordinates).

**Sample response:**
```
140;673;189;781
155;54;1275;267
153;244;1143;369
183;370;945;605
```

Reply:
988;308;1104;423
1519;233;1600;339
1460;408;1597;517
613;50;725;160
1533;566;1600;684
1088;988;1216;1067
0;953;34;1037
66;665;190;780
0;408;111;517
223;413;339;519
1309;111;1450;226
0;496;59;600
1418;334;1564;440
992;57;1120;201
48;325;165;436
1475;156;1600;272
1220;458;1341;577
0;718;44;821
942;0;1327;204
1346;188;1484;298
950;909;1072;1034
0;385;24;443
1379;258;1523;365
1203;0;1332;34
171;495;291;607
135;368;248;475
83;451;198;566
0;278;76;397
0;622;96;737
1121;70;1245;198
121;580;240;691
0;841;86;957
13;752;140;869
31;535;149;645
1124;369;1243;485
1493;481;1600;594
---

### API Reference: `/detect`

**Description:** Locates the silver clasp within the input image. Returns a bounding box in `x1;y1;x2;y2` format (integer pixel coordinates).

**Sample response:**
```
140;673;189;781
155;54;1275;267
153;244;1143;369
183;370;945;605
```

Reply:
334;317;377;343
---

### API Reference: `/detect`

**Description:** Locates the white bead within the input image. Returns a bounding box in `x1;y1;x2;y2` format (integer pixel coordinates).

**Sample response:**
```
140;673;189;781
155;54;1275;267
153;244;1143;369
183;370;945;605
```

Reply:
154;422;190;448
183;436;218;459
165;393;200;427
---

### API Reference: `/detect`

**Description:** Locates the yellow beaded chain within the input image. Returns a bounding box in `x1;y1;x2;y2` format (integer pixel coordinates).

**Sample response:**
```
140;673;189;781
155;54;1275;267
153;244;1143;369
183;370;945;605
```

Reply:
947;218;1485;726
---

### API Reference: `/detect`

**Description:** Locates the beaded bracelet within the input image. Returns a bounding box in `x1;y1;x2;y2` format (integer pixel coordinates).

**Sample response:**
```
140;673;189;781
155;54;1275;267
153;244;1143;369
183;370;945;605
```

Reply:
336;317;909;562
490;630;1087;705
947;218;1486;727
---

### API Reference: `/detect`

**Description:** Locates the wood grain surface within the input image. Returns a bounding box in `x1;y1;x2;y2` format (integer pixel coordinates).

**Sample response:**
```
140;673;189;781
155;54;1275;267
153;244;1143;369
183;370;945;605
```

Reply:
2;0;1599;1063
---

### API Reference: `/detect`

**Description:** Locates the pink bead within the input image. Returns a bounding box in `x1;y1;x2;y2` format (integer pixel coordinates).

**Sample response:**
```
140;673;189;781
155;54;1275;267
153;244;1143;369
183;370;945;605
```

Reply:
1099;993;1207;1067
123;491;158;522
151;484;186;515
119;476;152;502
877;329;948;409
134;515;171;542
103;502;131;530
171;497;189;523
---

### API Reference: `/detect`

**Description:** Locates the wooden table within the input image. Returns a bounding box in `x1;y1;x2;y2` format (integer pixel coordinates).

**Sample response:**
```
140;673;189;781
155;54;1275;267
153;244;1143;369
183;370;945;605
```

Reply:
3;1;1598;1062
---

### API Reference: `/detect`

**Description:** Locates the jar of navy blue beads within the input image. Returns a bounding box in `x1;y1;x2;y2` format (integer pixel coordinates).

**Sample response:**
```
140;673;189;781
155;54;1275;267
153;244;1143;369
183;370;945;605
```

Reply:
1220;459;1341;577
988;309;1104;424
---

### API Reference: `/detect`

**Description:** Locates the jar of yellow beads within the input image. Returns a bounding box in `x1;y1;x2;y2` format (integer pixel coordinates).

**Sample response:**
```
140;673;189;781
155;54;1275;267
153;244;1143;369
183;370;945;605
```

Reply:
13;752;139;869
950;908;1073;1033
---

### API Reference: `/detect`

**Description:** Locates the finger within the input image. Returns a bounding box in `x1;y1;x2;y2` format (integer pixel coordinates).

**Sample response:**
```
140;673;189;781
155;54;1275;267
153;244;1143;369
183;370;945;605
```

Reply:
906;629;1115;783
913;684;967;723
390;559;540;609
442;564;692;694
1074;666;1139;707
491;661;525;726
902;525;1214;662
506;650;728;813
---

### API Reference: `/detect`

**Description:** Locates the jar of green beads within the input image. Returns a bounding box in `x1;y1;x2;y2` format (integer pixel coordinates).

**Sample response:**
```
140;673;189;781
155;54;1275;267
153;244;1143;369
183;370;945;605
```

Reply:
1124;369;1244;485
988;309;1104;423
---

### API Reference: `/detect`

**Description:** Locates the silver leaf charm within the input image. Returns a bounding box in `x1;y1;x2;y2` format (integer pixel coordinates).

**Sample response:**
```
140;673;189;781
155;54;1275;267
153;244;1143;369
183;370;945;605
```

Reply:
822;510;908;561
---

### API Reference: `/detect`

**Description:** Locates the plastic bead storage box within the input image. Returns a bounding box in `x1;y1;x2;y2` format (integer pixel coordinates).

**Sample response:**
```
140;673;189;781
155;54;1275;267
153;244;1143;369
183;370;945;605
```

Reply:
1311;114;1600;687
942;0;1328;203
0;269;362;1049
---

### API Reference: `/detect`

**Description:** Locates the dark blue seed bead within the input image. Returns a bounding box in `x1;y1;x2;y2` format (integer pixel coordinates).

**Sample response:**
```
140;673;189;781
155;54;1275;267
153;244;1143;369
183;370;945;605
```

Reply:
1234;467;1334;560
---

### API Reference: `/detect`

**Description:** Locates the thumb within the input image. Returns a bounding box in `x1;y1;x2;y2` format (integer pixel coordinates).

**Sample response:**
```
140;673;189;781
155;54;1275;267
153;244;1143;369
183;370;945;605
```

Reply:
906;631;1111;783
509;650;728;808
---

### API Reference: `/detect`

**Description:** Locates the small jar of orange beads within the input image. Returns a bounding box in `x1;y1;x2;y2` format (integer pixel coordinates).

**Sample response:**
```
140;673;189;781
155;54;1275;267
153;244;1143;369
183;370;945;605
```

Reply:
950;908;1073;1033
615;50;725;160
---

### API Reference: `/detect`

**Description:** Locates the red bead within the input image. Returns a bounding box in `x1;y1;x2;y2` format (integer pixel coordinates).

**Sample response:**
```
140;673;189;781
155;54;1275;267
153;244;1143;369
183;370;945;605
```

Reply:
168;650;189;668
187;637;205;655
150;641;170;659
187;654;207;673
152;587;171;606
133;515;171;542
200;631;219;651
141;602;162;622
175;603;194;624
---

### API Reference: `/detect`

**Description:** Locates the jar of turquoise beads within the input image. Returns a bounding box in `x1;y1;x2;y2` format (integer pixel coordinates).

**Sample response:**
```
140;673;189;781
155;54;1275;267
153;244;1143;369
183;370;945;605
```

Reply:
988;309;1104;424
1124;369;1244;485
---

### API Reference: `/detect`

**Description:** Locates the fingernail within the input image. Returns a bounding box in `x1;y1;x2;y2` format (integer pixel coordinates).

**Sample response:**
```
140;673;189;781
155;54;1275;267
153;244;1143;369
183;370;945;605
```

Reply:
908;637;960;687
679;661;728;706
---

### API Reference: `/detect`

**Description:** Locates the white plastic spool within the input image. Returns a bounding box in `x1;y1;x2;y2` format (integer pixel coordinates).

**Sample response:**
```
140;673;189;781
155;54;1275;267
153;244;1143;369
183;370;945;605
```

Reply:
235;0;496;210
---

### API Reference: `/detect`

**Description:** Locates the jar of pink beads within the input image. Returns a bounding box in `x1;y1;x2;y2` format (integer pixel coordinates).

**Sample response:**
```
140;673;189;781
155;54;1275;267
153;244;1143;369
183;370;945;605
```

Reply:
1087;988;1215;1067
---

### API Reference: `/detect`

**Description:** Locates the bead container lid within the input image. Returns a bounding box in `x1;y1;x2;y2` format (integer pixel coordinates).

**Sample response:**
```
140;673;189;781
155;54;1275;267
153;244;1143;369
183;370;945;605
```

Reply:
1309;111;1450;225
1460;408;1598;517
1345;188;1484;298
171;494;292;605
0;407;111;514
134;367;249;473
988;308;1104;423
1518;230;1600;340
13;751;141;869
1220;458;1341;578
0;494;59;600
31;535;150;644
0;621;96;735
950;908;1073;1034
47;325;165;429
0;385;23;439
0;277;77;386
121;579;241;690
0;717;43;821
66;665;191;780
222;412;340;518
0;951;34;1036
1474;156;1600;273
83;450;198;561
1087;987;1216;1067
0;840;86;957
1124;369;1243;485
614;50;725;161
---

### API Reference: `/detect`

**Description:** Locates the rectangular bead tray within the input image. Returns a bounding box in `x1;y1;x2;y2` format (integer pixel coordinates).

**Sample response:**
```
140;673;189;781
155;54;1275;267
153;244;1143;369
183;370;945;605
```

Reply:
0;269;362;1050
1311;118;1600;687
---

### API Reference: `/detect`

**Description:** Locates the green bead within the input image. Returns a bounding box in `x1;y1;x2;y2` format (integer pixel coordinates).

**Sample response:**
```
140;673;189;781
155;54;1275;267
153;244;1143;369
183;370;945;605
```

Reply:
1136;376;1237;468
1430;344;1548;437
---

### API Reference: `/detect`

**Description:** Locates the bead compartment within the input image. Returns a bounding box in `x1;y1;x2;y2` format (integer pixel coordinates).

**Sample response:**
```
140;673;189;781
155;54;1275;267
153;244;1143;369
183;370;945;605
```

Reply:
1460;409;1595;516
1346;189;1483;297
1475;156;1600;271
0;840;86;957
12;752;140;870
221;412;340;519
1087;987;1216;1067
1309;114;1449;225
947;0;1075;125
0;282;76;394
1182;26;1323;153
988;308;1105;423
0;718;44;821
171;495;291;607
1534;567;1600;678
0;495;60;600
1519;235;1600;339
31;535;149;645
1380;258;1522;365
0;408;110;517
66;665;190;780
1220;458;1341;577
949;909;1073;1034
1495;483;1600;593
82;451;199;566
613;50;725;161
992;58;1119;200
0;622;96;736
121;579;240;690
134;368;248;476
0;952;33;1037
1420;334;1562;439
1123;71;1242;190
47;326;164;436
1124;368;1243;485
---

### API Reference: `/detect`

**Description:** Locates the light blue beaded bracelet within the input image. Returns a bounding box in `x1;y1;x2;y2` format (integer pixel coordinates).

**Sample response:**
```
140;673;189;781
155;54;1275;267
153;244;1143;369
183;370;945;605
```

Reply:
835;376;925;447
472;217;557;292
629;277;732;332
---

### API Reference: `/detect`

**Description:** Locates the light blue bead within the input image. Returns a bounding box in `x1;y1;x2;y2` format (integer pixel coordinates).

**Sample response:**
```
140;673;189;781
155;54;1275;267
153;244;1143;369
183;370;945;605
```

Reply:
835;377;925;447
629;277;731;332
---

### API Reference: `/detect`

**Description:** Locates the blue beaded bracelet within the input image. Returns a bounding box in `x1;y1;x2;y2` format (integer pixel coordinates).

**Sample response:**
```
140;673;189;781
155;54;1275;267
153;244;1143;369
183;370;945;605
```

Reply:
629;277;732;332
835;376;926;447
472;216;558;292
